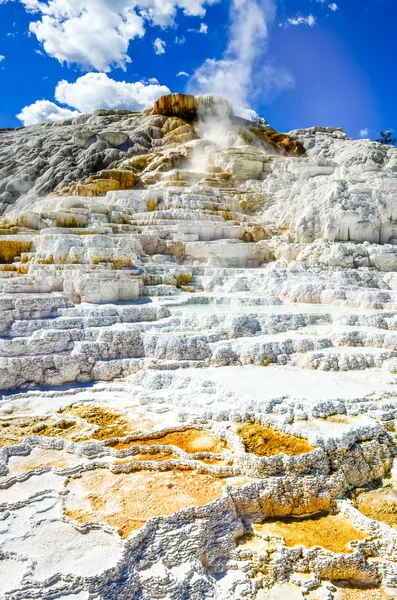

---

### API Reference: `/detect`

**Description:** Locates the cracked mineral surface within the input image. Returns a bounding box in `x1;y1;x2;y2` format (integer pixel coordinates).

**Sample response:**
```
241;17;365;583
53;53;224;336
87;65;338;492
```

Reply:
0;93;397;599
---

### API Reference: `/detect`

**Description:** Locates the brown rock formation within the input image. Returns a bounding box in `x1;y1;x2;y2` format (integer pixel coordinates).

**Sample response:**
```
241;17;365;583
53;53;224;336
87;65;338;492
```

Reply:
261;130;306;157
152;93;233;122
152;94;198;121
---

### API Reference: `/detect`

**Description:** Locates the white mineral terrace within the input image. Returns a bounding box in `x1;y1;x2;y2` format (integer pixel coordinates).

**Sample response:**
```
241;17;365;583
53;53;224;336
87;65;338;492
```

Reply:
0;96;397;599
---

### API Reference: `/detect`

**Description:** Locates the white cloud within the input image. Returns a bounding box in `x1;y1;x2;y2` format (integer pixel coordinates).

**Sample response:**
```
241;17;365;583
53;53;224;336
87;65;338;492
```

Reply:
360;128;369;138
177;71;189;77
328;3;338;10
54;72;170;112
0;55;4;62
188;22;208;33
22;0;145;72
138;0;219;26
17;73;171;125
14;0;219;71
283;14;316;27
175;35;186;44
16;100;80;126
153;37;166;55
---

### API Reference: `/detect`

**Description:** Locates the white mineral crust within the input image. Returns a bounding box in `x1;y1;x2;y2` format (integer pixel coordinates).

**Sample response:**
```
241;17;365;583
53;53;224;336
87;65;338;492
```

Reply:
0;97;397;599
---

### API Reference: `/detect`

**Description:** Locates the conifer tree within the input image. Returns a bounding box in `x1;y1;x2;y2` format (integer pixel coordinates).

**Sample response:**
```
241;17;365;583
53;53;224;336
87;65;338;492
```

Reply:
377;131;396;145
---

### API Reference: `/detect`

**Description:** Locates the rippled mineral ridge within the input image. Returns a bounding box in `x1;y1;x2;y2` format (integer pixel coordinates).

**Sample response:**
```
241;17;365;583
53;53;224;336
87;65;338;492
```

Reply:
1;93;397;599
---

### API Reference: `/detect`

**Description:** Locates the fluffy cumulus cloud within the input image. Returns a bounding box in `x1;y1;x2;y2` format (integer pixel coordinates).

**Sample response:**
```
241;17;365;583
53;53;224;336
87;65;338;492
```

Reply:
17;73;170;125
20;0;144;71
360;128;369;138
0;55;4;61
54;73;170;112
16;100;80;126
153;38;166;54
14;0;219;71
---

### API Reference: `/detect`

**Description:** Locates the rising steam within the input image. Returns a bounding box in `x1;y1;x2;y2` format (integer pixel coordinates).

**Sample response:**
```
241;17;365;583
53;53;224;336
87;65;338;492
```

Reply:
188;0;277;113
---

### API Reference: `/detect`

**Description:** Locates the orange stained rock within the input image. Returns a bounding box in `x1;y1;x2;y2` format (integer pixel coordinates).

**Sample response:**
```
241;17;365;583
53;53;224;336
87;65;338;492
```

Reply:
64;468;225;538
109;428;228;454
254;128;306;157
253;513;368;554
237;423;314;457
152;94;198;121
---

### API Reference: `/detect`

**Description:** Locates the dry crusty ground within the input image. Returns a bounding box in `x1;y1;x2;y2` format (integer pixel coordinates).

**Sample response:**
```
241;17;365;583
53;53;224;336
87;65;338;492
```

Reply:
64;468;225;538
237;423;314;457
251;513;368;554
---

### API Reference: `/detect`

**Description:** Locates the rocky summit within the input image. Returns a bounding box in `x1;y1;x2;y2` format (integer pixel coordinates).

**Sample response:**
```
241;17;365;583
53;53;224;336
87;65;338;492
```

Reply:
1;93;397;600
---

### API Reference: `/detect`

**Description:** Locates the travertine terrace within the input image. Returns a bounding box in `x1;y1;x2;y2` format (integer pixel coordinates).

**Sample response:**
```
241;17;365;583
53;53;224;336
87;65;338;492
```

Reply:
1;93;397;599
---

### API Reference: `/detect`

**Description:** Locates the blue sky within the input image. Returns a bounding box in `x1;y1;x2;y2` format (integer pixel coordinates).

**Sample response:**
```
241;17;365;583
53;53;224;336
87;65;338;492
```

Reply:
0;0;394;139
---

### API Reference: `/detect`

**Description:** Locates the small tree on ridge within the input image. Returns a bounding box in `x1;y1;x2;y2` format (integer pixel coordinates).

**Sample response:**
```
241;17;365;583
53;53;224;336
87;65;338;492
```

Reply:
377;130;396;146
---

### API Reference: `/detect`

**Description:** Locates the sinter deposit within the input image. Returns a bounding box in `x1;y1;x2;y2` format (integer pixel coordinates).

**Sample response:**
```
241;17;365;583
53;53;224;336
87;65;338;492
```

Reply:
1;93;397;599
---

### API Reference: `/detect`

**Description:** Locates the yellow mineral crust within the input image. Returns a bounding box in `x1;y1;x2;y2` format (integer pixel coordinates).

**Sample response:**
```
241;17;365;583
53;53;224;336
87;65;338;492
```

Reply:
108;427;228;454
251;513;368;554
114;452;180;464
59;403;153;441
0;404;153;448
335;584;395;599
355;488;397;528
0;238;32;263
237;423;315;457
0;416;78;447
64;468;225;537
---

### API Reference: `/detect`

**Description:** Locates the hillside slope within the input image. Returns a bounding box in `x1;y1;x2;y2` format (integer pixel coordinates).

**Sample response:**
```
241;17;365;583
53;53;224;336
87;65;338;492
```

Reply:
1;94;397;600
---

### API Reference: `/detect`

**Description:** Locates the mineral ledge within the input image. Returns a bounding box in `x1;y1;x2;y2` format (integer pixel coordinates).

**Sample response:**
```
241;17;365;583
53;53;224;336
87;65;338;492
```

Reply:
0;93;397;599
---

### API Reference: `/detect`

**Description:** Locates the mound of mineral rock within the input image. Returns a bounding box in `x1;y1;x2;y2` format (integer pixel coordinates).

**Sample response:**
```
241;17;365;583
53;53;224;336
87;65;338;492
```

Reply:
1;93;397;599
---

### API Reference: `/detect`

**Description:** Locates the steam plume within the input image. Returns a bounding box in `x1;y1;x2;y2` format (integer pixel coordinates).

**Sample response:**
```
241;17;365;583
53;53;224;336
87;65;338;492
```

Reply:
188;0;277;111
